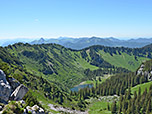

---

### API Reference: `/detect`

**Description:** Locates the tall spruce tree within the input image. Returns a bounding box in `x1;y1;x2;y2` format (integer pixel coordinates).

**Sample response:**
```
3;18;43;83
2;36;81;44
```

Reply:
111;101;117;114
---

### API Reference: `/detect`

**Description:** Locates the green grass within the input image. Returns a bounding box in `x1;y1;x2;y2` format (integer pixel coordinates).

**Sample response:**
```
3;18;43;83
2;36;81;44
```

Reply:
83;75;112;87
75;54;98;70
89;101;111;114
131;81;152;94
7;43;150;89
99;50;149;71
31;90;60;113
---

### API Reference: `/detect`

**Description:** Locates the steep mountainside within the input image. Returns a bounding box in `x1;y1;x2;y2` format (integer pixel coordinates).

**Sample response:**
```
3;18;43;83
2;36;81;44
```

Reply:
5;43;152;88
75;57;152;114
30;37;152;49
0;43;152;113
0;46;86;113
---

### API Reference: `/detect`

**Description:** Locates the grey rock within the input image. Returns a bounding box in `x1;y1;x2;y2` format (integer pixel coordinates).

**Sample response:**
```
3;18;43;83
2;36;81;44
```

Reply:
32;105;45;114
137;70;143;75
0;69;12;102
26;105;45;114
48;103;87;114
0;106;2;111
10;84;28;101
23;109;27;114
8;77;20;90
137;64;145;75
144;71;149;77
26;106;34;113
39;108;44;113
141;64;144;68
19;100;26;104
148;73;152;81
32;105;39;111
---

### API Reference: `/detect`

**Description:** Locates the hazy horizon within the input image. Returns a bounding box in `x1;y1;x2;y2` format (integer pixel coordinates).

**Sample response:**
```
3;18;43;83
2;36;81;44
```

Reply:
1;36;152;41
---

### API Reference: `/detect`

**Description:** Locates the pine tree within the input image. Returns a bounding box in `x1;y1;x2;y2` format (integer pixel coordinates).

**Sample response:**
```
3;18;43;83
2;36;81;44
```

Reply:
134;91;137;100
138;87;141;96
107;103;110;111
127;100;132;114
146;99;151;114
130;99;135;114
111;101;117;114
126;88;131;100
59;94;64;104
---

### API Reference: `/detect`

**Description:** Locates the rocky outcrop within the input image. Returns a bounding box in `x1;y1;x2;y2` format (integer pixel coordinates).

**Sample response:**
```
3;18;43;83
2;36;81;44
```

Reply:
137;64;144;76
1;100;46;114
137;64;152;81
148;71;152;81
0;69;28;103
24;105;45;114
10;84;28;101
8;77;20;90
0;70;12;102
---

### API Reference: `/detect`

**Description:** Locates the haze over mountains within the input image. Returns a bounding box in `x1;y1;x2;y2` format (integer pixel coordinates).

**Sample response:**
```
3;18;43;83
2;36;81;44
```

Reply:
1;37;152;49
30;37;152;49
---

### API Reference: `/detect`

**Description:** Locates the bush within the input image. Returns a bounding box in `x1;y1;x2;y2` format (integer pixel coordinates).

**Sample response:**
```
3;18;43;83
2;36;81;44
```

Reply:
2;101;23;114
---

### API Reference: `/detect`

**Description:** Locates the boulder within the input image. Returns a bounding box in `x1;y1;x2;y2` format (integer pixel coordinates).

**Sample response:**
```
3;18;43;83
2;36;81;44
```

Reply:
148;71;152;81
141;64;144;68
144;71;149;78
137;70;143;75
8;77;20;90
10;84;28;101
26;105;45;114
0;105;2;111
19;100;26;104
0;69;12;102
137;64;145;75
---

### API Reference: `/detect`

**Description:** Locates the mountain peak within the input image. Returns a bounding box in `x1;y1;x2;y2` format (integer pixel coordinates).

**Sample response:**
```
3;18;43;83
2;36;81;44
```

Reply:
39;37;45;42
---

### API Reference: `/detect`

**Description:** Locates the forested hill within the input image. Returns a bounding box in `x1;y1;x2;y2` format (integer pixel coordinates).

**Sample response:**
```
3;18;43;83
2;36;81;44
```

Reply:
4;43;152;88
0;43;152;113
0;45;77;113
73;55;152;114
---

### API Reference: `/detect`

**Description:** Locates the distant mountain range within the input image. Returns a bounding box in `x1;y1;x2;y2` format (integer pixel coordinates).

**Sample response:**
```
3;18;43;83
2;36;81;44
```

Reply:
30;37;152;49
0;38;35;47
1;37;152;49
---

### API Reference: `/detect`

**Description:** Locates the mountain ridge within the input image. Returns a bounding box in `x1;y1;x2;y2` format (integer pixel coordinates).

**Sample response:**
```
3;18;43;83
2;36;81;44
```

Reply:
30;37;152;49
5;42;152;88
0;42;152;113
2;37;152;49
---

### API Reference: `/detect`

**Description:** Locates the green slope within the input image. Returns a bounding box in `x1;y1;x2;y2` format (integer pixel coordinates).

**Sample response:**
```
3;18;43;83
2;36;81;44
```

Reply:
6;43;152;88
99;50;149;71
0;47;85;112
89;101;111;114
131;58;152;94
131;81;152;94
6;43;99;88
1;43;152;113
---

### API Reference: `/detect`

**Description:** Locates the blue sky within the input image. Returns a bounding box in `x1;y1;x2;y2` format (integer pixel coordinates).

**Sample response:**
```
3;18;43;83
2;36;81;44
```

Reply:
0;0;152;39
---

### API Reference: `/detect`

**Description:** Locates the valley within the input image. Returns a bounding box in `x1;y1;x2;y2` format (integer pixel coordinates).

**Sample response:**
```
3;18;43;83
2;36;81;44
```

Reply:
1;1;152;114
5;43;152;88
0;43;152;114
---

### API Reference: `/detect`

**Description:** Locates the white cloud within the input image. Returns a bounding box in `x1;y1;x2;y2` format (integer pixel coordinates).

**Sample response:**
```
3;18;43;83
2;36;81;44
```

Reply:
34;19;39;22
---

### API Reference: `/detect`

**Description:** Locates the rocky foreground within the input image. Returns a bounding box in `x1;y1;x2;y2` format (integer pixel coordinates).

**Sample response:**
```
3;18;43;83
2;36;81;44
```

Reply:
0;69;28;103
0;69;46;114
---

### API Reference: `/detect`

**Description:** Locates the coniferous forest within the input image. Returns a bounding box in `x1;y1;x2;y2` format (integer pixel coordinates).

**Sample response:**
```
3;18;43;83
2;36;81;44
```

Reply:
0;42;151;114
1;1;152;113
